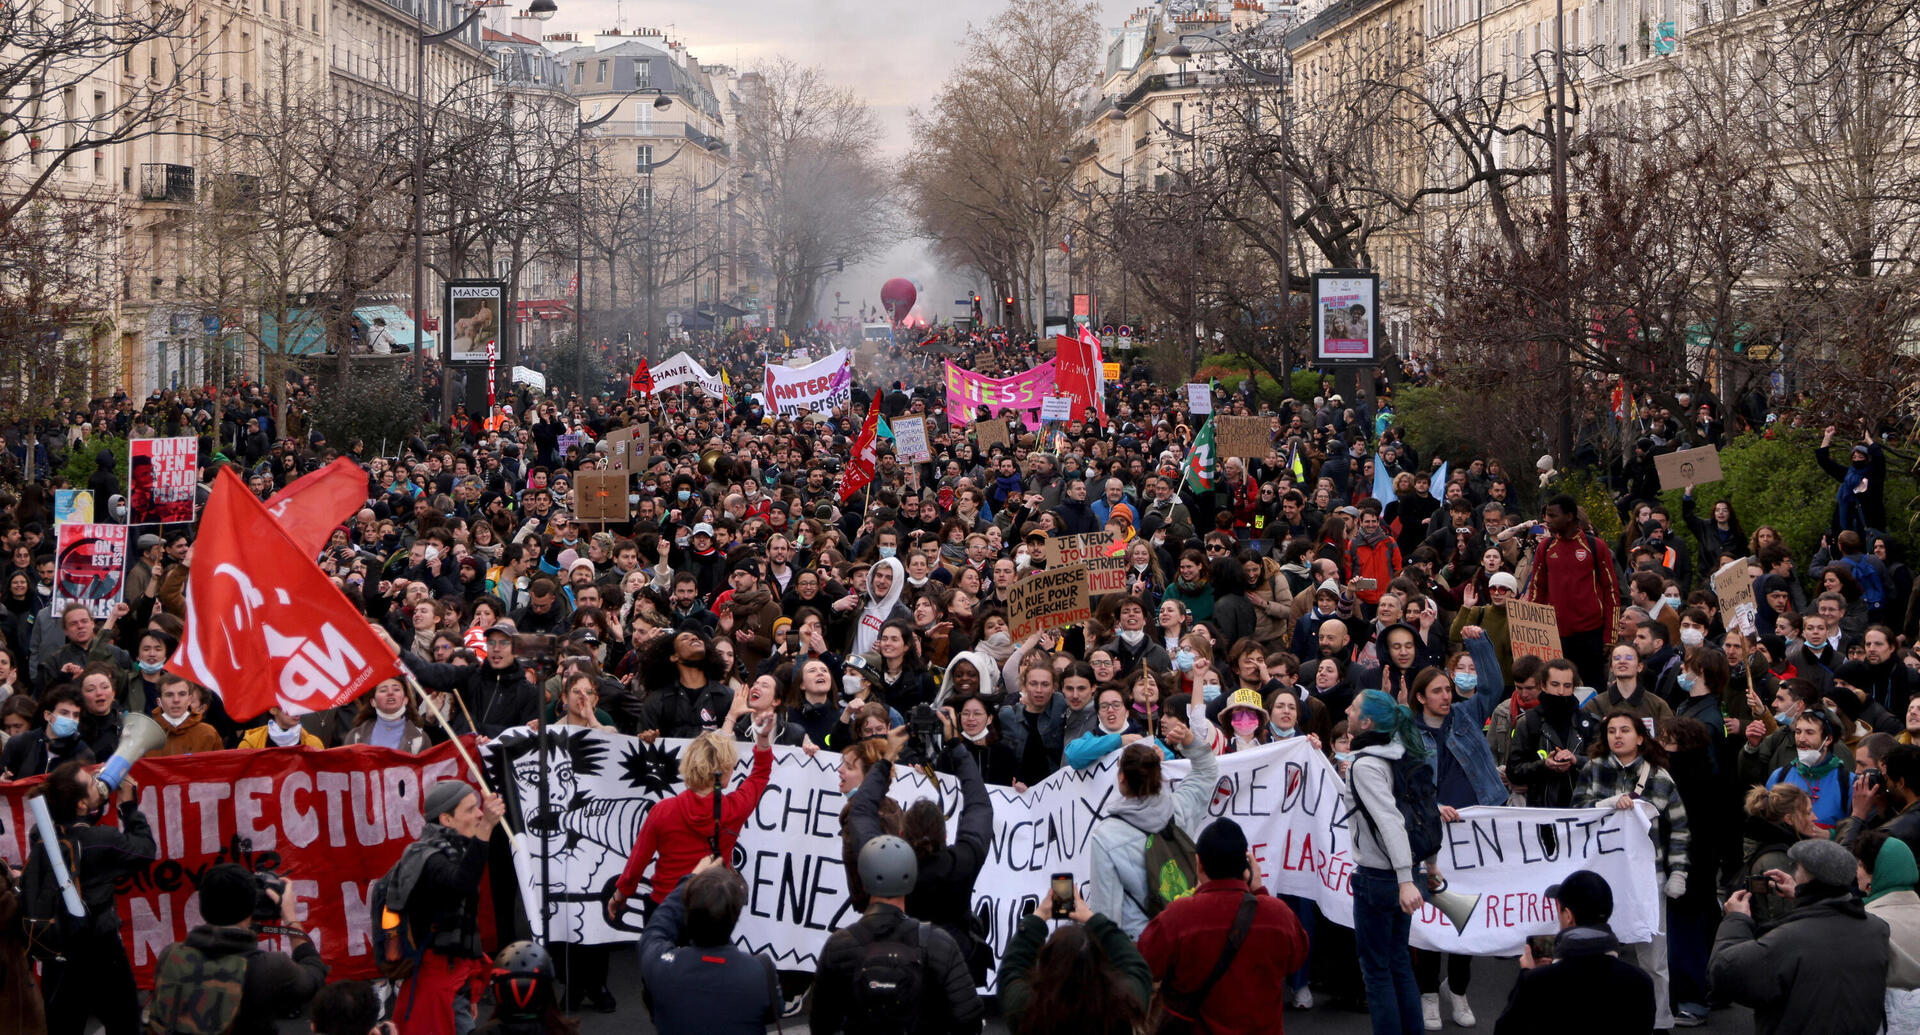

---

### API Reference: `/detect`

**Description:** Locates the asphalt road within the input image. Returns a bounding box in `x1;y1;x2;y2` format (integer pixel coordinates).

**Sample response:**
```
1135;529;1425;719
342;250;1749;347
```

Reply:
570;947;1756;1033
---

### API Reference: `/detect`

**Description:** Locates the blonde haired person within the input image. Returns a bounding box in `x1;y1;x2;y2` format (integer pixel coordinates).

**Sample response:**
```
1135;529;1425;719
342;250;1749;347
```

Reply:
608;718;775;916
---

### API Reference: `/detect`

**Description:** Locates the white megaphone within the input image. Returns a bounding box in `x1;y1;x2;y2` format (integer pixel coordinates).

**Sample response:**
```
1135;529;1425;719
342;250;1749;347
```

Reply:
98;713;168;792
1427;878;1482;933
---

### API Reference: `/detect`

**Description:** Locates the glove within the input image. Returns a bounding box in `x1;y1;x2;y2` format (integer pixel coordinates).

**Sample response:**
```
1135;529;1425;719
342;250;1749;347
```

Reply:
1664;871;1688;899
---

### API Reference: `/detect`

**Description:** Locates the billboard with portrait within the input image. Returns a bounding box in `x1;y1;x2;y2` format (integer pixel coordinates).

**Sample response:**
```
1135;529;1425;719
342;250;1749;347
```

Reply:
445;280;505;364
1312;270;1380;363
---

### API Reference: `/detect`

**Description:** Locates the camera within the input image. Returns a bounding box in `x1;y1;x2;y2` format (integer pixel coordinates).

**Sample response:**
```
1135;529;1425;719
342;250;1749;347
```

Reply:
1866;768;1886;792
252;869;287;925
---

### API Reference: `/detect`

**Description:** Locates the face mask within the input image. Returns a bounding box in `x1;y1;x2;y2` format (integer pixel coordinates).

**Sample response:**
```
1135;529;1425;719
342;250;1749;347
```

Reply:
1271;723;1298;738
1854;458;1871;470
375;706;407;722
1677;672;1697;692
268;722;304;746
1334;751;1354;762
878;546;896;559
1231;714;1261;736
677;490;692;502
961;727;989;743
1661;596;1682;610
1134;563;1149;573
1453;672;1477;692
1796;748;1823;767
1174;649;1196;672
1119;628;1144;646
159;711;189;728
138;660;165;675
1680;628;1705;648
1015;551;1031;566
1775;710;1795;726
1202;683;1222;703
48;715;78;739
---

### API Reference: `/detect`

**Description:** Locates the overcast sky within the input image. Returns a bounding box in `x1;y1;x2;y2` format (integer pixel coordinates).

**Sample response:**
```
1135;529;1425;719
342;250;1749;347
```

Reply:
543;0;1139;320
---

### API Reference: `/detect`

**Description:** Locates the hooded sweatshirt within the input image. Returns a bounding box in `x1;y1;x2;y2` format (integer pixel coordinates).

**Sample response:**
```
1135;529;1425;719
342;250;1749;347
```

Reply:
1868;836;1920;992
851;557;907;655
943;650;1002;706
614;745;773;905
1087;738;1219;938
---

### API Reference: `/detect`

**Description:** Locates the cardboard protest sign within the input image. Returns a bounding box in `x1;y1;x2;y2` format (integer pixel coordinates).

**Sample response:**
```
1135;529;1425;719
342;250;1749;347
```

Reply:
1044;533;1127;595
1654;445;1722;492
892;416;931;463
974;418;1011;452
573;470;629;524
1505;599;1564;662
1713;557;1758;636
1186;383;1213;414
604;425;637;473
1008;562;1091;640
1214;416;1272;459
1039;396;1074;422
54;523;128;619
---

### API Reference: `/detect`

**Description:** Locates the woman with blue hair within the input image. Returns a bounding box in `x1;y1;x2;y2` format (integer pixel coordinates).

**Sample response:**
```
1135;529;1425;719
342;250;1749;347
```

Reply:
1341;688;1443;1035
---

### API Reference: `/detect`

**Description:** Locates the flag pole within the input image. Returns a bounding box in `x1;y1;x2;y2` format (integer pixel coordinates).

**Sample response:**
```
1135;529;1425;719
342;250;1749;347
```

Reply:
402;670;520;840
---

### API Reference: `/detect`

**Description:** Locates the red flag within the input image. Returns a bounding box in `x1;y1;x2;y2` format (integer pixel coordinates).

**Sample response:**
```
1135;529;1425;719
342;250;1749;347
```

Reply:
1078;323;1109;427
167;467;399;721
838;392;882;503
264;458;369;559
1054;332;1106;427
629;359;654;396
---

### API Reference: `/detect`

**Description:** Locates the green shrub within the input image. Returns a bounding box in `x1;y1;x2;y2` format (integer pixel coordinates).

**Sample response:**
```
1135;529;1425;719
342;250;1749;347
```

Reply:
58;435;130;490
1290;370;1323;402
1655;431;1920;569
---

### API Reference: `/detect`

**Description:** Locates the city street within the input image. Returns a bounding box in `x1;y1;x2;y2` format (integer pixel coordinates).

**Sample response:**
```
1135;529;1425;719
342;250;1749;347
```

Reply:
566;946;1756;1033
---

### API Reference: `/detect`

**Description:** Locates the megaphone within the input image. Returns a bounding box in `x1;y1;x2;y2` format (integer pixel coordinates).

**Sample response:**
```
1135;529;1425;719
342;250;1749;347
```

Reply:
1427;879;1482;933
99;713;167;792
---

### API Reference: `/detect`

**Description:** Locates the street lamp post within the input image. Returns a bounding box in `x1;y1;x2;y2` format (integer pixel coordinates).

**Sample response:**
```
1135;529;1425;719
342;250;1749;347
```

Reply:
574;91;672;398
413;0;554;425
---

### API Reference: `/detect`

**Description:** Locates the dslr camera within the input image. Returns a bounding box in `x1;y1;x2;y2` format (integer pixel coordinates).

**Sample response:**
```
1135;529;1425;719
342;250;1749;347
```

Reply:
252;869;288;926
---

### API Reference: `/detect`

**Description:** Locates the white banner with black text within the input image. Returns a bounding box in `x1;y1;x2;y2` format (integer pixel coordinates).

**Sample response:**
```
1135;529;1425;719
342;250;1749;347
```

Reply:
484;731;1657;987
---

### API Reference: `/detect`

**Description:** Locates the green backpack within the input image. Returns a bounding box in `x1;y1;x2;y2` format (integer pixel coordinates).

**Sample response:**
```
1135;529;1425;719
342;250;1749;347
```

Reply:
1123;816;1203;918
145;942;249;1035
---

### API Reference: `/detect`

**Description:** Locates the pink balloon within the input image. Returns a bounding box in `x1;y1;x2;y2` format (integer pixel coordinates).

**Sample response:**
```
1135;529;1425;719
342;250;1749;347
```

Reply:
880;278;916;323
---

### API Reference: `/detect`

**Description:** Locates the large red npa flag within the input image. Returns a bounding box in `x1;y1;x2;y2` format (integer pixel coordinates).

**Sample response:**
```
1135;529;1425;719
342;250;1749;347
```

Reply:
264;457;369;559
838;391;882;503
167;466;399;721
629;358;655;396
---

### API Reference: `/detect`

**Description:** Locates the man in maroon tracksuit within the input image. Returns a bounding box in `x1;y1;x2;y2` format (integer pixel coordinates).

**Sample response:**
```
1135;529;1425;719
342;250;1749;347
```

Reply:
1138;819;1310;1034
1524;493;1619;688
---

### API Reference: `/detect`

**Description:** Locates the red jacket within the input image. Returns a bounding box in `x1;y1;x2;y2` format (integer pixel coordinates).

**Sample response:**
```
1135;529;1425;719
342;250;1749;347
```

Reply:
616;745;773;903
1137;880;1310;1035
1525;530;1619;636
1346;535;1403;606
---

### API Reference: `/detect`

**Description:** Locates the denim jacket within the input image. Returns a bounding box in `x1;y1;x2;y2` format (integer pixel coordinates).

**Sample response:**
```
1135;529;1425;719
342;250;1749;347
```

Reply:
1412;634;1509;807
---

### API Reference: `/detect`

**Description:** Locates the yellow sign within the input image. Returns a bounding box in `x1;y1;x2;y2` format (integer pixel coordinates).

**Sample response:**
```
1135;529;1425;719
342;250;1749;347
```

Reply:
1103;362;1120;380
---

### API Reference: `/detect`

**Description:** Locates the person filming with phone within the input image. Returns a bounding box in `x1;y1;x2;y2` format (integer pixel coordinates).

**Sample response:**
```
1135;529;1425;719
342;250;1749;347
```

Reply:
996;875;1152;1035
1494;870;1653;1034
146;863;329;1035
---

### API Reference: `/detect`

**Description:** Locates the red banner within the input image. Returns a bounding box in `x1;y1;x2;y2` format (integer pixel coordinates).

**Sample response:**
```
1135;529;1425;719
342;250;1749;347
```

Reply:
629;359;654;396
129;436;198;525
1054;333;1104;426
0;741;480;988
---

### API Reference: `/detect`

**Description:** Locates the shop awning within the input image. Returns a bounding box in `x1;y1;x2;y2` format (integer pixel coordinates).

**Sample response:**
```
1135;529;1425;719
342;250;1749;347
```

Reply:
355;305;433;351
516;299;575;322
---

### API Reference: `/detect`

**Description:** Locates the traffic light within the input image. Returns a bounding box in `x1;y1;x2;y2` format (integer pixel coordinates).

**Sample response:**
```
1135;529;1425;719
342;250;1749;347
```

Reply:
835;257;844;273
1005;296;1015;306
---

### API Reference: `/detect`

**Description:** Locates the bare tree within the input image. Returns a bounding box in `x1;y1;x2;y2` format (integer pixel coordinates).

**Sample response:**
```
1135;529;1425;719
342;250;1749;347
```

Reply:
736;58;898;330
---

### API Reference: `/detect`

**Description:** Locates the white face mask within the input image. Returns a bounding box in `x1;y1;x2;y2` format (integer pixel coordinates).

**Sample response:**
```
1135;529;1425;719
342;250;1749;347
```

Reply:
375;706;407;722
1680;628;1705;648
1796;748;1823;767
268;722;304;746
160;711;190;727
961;727;989;743
1118;628;1145;646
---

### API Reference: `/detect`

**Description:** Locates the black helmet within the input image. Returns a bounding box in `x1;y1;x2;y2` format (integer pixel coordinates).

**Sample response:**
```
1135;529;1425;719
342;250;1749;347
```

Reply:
490;940;556;1021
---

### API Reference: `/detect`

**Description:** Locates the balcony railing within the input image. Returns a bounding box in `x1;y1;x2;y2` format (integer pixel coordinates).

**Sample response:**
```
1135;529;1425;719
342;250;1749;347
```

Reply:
139;163;195;202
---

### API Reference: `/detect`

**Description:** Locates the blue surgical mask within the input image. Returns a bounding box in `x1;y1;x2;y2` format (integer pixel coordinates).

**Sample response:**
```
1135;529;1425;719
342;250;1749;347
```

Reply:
1271;723;1297;738
138;660;165;675
878;546;896;559
1677;672;1697;692
1199;683;1222;703
1774;710;1794;725
1174;649;1196;672
1453;672;1477;692
49;715;78;739
1334;751;1354;762
1661;595;1682;610
677;490;692;502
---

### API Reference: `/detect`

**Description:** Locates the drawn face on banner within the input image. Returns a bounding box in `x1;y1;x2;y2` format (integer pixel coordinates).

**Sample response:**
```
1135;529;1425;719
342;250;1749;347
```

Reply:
56;534;124;610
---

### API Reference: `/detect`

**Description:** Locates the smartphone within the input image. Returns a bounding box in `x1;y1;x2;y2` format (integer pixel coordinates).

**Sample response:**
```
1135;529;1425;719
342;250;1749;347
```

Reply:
1748;874;1773;896
1050;873;1075;919
1354;577;1378;591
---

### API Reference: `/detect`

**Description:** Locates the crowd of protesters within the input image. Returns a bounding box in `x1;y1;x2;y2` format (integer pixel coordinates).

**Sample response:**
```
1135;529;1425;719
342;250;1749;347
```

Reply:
0;323;1917;1035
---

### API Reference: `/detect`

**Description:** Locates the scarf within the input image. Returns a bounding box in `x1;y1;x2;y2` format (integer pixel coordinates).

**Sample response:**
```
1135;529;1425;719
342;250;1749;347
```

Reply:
1791;753;1845;782
1353;526;1389;548
939;541;968;563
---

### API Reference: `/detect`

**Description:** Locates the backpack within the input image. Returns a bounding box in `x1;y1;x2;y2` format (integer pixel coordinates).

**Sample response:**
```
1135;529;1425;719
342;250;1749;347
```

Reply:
145;942;249;1035
1348;752;1444;864
368;864;424;981
1121;816;1204;919
845;920;930;1035
21;820;87;964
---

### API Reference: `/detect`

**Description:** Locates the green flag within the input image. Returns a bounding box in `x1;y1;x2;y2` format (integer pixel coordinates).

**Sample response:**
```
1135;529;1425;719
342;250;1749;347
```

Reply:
1181;417;1217;494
